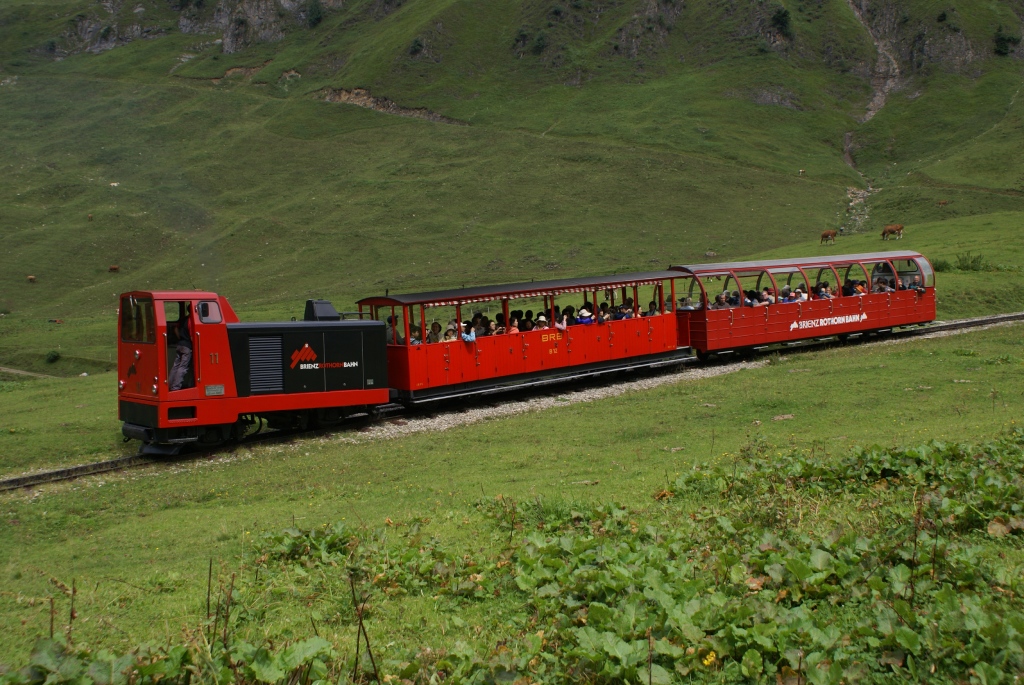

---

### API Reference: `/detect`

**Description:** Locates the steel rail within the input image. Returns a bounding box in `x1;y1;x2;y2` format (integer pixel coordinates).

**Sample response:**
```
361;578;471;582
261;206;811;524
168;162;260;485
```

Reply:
2;310;1022;493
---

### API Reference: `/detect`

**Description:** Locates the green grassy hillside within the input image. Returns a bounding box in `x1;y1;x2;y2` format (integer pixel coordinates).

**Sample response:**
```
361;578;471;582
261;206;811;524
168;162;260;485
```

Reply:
0;0;1022;372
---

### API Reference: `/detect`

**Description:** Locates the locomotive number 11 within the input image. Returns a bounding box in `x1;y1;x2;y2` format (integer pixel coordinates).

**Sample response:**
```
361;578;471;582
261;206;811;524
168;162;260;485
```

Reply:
209;352;220;364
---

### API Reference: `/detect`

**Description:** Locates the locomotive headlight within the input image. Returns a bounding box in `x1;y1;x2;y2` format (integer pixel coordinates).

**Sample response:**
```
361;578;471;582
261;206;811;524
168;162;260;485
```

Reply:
152;384;159;395
134;349;141;360
118;380;125;390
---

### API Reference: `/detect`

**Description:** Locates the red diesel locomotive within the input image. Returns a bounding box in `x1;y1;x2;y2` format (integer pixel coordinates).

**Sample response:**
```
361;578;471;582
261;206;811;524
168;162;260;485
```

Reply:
118;251;935;450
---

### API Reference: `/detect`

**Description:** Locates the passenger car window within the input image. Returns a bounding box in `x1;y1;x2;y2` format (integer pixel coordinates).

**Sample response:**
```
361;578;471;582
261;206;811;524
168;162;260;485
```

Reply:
121;297;155;343
198;301;222;324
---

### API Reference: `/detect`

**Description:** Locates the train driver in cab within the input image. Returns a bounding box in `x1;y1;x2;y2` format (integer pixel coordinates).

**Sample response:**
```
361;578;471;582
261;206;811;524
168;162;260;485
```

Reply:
168;303;193;391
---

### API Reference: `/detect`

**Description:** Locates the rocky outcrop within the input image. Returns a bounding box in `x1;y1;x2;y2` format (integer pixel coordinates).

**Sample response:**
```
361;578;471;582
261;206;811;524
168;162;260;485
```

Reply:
55;14;166;57
612;0;685;61
848;0;984;75
845;0;900;121
177;0;345;52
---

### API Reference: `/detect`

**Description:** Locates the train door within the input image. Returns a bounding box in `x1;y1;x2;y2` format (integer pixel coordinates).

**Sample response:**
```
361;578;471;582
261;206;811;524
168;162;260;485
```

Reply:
706;272;742;348
118;295;158;398
191;299;232;398
865;260;899;327
675;277;706;350
421;305;452;388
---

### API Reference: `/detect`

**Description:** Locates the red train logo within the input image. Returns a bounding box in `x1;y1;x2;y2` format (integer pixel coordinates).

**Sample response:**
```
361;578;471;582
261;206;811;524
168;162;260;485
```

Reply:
290;344;317;369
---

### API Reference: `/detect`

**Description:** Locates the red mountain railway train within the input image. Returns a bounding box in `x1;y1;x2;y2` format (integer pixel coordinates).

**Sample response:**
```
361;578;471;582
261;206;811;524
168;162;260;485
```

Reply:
118;251;935;451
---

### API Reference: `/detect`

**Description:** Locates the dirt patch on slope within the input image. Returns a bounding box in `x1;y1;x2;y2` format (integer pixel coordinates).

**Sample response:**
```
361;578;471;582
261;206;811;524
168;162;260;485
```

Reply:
320;88;466;125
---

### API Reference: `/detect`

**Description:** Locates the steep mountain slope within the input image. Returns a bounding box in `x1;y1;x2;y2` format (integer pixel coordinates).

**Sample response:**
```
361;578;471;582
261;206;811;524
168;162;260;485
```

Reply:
0;0;1021;370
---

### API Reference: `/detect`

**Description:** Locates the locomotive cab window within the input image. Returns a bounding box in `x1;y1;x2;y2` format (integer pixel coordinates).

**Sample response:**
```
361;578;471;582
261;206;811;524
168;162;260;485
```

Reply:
121;297;155;343
164;302;191;342
198;301;222;324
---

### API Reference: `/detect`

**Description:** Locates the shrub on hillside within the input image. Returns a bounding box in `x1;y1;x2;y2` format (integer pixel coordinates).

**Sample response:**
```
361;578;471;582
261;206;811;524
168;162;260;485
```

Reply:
531;31;547;54
45;351;61;364
306;0;323;28
771;6;792;38
932;257;952;272
994;25;1021;55
955;251;987;271
409;37;424;55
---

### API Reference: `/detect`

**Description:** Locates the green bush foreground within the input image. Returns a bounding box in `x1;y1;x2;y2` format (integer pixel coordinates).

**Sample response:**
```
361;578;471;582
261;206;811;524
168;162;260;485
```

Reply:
5;429;1023;684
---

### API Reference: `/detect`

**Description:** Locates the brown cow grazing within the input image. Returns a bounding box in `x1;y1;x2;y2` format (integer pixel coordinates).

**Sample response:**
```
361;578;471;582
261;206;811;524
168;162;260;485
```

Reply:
108;265;120;273
881;224;904;240
937;200;948;207
820;230;837;245
88;214;93;221
27;275;36;283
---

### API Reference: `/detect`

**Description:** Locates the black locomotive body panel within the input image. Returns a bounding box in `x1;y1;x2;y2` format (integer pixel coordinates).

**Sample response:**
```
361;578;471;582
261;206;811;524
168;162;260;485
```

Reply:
227;321;387;397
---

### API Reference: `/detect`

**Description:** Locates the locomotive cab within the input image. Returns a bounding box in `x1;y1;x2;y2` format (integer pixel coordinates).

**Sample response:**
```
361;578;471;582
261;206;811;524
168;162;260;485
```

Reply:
118;291;241;450
118;291;391;453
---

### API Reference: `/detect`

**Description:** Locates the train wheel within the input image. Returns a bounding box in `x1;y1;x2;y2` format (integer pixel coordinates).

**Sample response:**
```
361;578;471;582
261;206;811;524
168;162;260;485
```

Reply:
695;349;711;363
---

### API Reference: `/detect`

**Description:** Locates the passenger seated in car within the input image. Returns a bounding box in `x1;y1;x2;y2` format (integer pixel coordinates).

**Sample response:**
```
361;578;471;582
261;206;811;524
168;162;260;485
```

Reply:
535;315;549;330
576;308;594;324
384;316;405;345
677;297;697;311
728;290;741;307
409;325;423;345
507;317;520;333
443;322;458;341
644;301;658;317
427;321;442;343
709;293;729;310
907;275;926;293
564;306;578;326
842;279;855;297
761;288;776;304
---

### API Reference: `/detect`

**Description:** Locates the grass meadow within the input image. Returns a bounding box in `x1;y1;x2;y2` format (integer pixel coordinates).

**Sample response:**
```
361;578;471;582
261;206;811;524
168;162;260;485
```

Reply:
2;323;1023;668
2;0;1024;676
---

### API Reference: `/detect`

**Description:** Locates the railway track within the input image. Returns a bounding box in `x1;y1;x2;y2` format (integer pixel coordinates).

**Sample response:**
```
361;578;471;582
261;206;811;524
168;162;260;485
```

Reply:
3;310;1022;494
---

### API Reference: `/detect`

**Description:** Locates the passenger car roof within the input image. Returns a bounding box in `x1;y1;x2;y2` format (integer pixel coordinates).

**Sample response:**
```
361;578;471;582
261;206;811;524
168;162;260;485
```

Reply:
357;271;684;307
671;251;926;276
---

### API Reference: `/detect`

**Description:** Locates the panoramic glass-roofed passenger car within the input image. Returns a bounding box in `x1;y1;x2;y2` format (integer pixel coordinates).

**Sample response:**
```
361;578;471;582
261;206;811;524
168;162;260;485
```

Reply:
670;250;936;354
